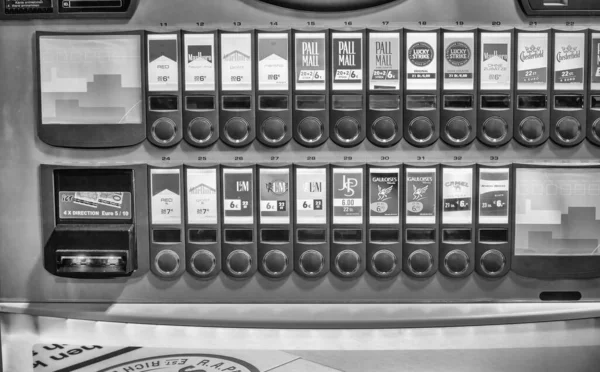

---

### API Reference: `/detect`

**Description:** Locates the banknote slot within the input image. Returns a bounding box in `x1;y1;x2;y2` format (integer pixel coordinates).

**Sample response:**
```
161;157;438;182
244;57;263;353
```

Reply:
444;95;473;110
153;229;182;243
481;95;510;109
224;229;253;243
57;251;127;274
442;229;472;243
295;95;326;111
189;229;217;243
479;228;508;243
333;229;363;243
297;228;327;243
406;95;437;110
370;229;400;243
518;94;547;110
542;0;568;6
539;291;581;301
332;95;363;111
554;94;584;110
149;96;178;111
369;95;400;110
186;96;215;111
259;95;289;111
591;96;600;110
260;229;291;243
406;228;435;243
222;95;252;111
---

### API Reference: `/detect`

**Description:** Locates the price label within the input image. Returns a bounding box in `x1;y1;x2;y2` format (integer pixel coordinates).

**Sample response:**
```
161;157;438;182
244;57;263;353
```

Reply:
184;33;215;91
369;167;400;225
442;167;473;224
296;168;327;224
258;33;289;91
479;168;510;224
222;168;254;225
259;167;290;224
295;33;326;90
150;168;181;225
148;34;179;92
333;168;363;224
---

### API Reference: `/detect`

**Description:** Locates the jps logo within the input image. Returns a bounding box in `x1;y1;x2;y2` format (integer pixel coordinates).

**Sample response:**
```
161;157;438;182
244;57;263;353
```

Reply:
266;180;288;195
338;175;358;197
236;181;249;192
304;181;322;193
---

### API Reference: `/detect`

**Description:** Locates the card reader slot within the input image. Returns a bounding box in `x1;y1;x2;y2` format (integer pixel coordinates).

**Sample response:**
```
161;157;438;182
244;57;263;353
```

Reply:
406;95;437;111
406;228;435;244
444;95;473;110
333;229;363;243
297;228;327;243
479;228;508;243
554;94;584;110
442;228;472;243
518;94;547;110
370;229;400;243
296;95;326;111
224;229;253;243
186;96;215;111
481;94;510;110
189;229;217;243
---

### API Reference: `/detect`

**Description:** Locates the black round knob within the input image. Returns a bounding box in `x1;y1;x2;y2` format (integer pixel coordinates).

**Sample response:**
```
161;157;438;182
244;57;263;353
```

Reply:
335;116;360;143
371;116;397;143
480;249;506;276
298;117;323;143
155;250;180;276
152;118;177;143
262;250;288;276
335;250;361;276
226;250;252;276
190;250;216;276
445;116;471;144
188;117;213;144
261;117;287;143
408;116;434;143
555;116;581;143
482;116;508;143
444;250;470;276
519;116;544;143
224;117;250;143
299;249;324;277
593;119;600;142
371;249;397;276
407;249;433;276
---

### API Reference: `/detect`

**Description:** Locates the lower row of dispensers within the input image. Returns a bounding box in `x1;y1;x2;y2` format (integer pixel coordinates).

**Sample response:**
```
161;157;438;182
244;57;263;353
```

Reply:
43;163;518;280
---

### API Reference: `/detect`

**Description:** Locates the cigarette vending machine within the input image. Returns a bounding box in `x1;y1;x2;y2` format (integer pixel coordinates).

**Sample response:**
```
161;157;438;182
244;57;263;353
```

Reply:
2;0;600;371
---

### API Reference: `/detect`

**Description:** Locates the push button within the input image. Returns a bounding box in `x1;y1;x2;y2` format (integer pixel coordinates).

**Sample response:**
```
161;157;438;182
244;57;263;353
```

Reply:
226;249;252;276
188;117;213;144
519;116;544;143
155;249;180;276
262;249;288;276
299;249;325;277
298;117;324;143
444;249;470;276
407;249;433;276
445;116;471;143
261;117;286;143
224;117;250;143
334;116;360;143
371;116;397;143
335;250;361;276
555;116;581;143
371;249;397;276
482;116;508;143
190;250;216;276
408;116;434;143
152;118;177;143
480;249;505;276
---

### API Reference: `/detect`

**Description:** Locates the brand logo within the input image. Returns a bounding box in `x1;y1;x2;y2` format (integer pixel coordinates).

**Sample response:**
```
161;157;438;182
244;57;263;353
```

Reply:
519;44;544;62
377;185;394;201
303;181;322;193
236;181;249;192
556;45;581;63
445;41;471;66
372;177;398;183
338;175;358;197
97;354;260;372
375;40;393;68
408;42;434;67
483;43;508;62
301;41;320;67
223;50;250;62
412;184;429;201
445;181;469;191
337;40;358;67
188;45;213;64
189;183;216;195
266;180;288;195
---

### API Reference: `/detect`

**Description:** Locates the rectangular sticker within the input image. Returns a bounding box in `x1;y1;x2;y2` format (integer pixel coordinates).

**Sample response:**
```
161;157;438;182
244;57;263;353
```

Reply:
148;34;179;92
517;32;548;91
554;32;585;91
58;191;131;220
184;33;215;91
296;168;327;225
259;168;291;224
443;32;475;90
295;33;327;91
332;32;363;90
221;33;253;91
480;32;511;91
406;168;436;224
333;168;363;224
590;33;600;90
186;168;218;225
258;33;289;91
479;168;510;224
442;167;473;225
5;0;52;14
369;32;400;90
150;168;182;225
406;32;437;91
369;168;400;225
223;168;254;225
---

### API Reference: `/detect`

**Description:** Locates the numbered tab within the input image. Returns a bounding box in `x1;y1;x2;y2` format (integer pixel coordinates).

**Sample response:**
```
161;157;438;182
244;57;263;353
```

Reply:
222;168;254;225
590;33;600;90
369;32;400;90
295;32;326;90
405;168;437;224
184;33;215;91
406;32;437;90
443;32;475;90
258;33;289;91
332;32;363;90
332;168;364;224
296;168;327;224
442;167;473;225
150;168;182;225
480;32;511;91
221;33;253;91
554;32;585;91
478;168;510;224
517;32;548;91
369;168;400;225
186;168;218;225
148;34;179;92
259;168;290;224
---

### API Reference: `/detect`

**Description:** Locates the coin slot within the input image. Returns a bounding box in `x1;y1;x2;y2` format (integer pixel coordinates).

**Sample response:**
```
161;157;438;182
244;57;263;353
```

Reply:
224;229;253;243
260;229;290;243
369;95;400;110
297;229;327;243
442;229;472;242
478;228;508;243
186;96;215;111
332;95;363;111
259;95;289;111
591;96;600;110
518;94;547;110
443;94;473;110
333;229;363;243
189;229;217;243
153;229;181;243
480;94;510;109
149;96;178;111
222;95;251;111
539;291;581;301
370;229;400;243
296;95;326;110
406;228;435;243
542;0;568;6
406;95;437;110
554;94;584;110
